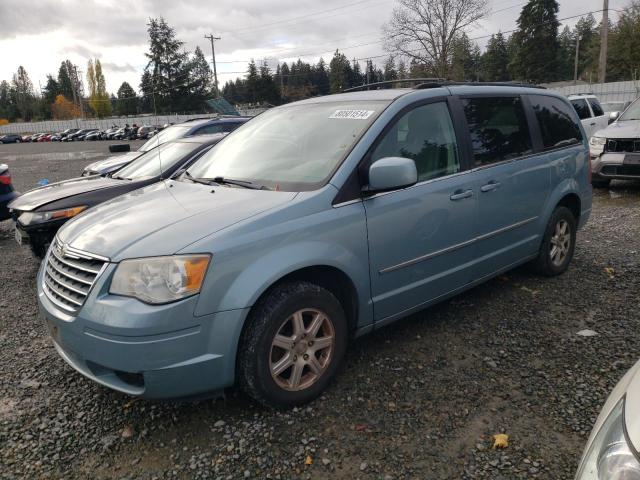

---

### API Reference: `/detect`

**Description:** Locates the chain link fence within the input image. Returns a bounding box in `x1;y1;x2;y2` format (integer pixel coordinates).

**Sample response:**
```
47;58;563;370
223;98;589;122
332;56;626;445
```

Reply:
0;109;266;135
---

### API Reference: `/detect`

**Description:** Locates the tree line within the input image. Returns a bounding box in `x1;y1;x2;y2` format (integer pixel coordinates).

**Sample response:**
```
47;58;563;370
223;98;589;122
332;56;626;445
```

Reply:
3;0;640;123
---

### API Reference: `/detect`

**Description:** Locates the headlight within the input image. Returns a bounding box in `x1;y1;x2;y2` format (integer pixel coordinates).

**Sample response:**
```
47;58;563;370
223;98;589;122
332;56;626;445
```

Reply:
18;206;86;226
590;136;607;146
576;397;640;479
109;254;211;304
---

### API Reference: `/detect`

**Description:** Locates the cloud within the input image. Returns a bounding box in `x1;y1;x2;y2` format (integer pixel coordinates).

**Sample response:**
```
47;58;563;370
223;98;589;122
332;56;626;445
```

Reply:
101;62;138;73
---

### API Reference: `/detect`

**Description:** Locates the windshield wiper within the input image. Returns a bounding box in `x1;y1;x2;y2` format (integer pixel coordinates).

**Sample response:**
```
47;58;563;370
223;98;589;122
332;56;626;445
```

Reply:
111;174;131;181
183;170;216;186
211;176;269;190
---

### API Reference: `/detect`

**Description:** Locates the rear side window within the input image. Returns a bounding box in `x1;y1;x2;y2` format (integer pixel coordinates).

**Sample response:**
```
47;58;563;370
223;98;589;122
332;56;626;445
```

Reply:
462;96;533;166
530;95;583;149
588;98;604;116
571;99;592;119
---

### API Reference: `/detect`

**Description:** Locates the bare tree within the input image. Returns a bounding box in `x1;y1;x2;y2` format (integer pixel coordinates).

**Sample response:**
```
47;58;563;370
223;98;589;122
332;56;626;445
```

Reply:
383;0;488;78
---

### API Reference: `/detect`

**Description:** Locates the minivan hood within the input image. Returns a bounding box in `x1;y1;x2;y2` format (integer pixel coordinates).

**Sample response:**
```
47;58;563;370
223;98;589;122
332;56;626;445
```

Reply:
9;176;127;212
84;151;142;174
58;180;297;259
597;120;640;139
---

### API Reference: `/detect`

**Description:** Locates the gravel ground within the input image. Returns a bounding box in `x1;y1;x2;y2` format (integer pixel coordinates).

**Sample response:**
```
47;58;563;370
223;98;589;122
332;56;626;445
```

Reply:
1;142;639;479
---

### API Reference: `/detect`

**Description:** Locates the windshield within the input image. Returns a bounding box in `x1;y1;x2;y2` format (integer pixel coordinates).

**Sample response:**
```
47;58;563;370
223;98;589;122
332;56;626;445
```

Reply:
186;101;387;191
139;125;191;151
619;99;640;121
115;141;200;180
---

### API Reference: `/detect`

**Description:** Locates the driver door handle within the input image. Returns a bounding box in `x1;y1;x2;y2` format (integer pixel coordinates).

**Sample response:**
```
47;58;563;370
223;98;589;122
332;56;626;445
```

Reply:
450;189;473;201
480;181;501;193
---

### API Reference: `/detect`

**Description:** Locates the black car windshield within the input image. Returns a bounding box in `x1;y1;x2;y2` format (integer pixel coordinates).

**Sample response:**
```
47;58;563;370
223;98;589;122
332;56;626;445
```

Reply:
139;125;191;151
186;101;387;191
114;141;200;180
619;99;640;121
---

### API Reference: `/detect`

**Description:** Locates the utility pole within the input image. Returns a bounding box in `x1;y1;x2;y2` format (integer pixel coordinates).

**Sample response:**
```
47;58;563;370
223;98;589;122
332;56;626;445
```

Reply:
205;34;221;97
598;0;609;84
574;35;581;85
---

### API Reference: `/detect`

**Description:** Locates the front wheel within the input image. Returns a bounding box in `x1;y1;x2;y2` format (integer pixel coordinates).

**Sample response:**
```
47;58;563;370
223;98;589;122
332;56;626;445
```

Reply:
238;281;348;409
530;206;577;276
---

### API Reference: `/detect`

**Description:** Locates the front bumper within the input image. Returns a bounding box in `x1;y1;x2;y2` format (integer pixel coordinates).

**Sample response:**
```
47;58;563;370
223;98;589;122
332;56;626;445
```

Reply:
37;255;249;399
591;152;640;180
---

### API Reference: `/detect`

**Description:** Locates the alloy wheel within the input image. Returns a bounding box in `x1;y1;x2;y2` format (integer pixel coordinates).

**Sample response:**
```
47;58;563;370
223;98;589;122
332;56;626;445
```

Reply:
550;219;571;267
269;308;335;391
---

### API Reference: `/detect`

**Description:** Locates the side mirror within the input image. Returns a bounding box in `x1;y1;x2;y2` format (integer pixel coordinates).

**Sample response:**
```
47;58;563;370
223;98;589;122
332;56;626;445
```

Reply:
608;111;620;125
366;157;418;193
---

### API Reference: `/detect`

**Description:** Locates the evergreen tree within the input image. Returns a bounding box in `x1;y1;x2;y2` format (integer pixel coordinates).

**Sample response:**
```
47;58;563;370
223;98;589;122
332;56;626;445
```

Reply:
246;60;259;103
117;81;137;115
509;0;561;83
450;33;475;81
42;75;60;107
557;26;574;81
57;61;75;100
12;66;36;120
608;1;640;81
143;17;188;113
329;50;352;93
383;56;398;83
482;32;510;81
185;46;212;111
0;80;18;120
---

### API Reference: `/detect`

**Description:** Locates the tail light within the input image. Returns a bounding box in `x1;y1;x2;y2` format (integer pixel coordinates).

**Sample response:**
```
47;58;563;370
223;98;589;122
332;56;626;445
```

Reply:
0;168;11;185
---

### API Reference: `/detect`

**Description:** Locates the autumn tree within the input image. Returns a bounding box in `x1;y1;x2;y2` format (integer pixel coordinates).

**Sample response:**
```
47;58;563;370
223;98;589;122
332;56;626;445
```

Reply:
51;95;80;119
87;59;111;117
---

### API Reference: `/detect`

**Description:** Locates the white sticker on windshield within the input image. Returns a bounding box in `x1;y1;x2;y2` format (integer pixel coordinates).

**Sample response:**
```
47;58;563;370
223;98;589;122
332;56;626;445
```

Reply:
329;109;375;120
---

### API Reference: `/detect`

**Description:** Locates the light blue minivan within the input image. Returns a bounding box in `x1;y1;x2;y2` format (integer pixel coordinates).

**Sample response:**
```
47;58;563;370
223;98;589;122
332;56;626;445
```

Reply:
38;83;592;408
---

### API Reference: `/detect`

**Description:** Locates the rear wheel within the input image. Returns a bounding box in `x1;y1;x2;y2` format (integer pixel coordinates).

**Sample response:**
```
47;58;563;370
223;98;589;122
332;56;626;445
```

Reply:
238;281;348;409
531;206;577;276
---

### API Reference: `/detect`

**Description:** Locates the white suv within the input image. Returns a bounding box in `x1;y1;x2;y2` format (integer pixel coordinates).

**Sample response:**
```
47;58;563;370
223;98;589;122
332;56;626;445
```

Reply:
568;94;609;139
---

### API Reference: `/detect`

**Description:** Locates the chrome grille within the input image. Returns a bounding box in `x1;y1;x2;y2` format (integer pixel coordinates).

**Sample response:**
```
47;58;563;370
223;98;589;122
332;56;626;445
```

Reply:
43;239;108;312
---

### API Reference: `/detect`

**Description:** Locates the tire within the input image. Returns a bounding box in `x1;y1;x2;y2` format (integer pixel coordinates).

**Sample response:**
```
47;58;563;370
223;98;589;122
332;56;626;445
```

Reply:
238;281;348;409
591;178;610;188
15;139;20;143
109;144;131;153
530;206;577;277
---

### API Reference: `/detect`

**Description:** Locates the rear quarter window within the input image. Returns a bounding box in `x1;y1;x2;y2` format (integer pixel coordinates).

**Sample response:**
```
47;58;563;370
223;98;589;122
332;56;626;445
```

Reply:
588;98;604;117
570;99;592;120
530;95;583;150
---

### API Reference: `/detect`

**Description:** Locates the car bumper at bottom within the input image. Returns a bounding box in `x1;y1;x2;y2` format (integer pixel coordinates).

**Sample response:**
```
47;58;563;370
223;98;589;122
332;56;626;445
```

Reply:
37;273;249;399
591;152;640;180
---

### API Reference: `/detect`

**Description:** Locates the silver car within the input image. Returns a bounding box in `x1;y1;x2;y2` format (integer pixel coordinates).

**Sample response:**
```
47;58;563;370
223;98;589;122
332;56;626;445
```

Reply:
575;358;640;478
590;98;640;187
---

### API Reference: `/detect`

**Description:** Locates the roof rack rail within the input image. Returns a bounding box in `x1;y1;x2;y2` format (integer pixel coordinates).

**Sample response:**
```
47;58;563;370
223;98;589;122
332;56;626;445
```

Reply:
181;116;218;122
568;92;594;96
414;81;545;90
342;78;446;92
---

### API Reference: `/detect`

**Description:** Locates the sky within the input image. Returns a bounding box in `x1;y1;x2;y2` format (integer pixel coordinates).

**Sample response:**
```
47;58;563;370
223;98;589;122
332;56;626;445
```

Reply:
0;0;629;96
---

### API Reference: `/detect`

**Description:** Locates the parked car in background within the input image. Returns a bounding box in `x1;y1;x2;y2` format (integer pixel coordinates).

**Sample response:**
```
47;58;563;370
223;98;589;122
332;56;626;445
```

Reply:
575;358;640;479
63;129;97;142
39;84;592;408
60;128;79;139
84;130;104;141
589;97;640;187
144;116;250;147
82;116;249;175
37;134;53;142
10;134;226;257
601;100;632;114
50;133;63;142
569;94;609;140
21;135;32;142
0;134;23;144
136;125;155;139
0;164;17;221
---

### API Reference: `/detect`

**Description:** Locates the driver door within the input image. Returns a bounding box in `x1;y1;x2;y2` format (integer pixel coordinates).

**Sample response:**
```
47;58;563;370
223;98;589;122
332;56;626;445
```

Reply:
363;100;478;322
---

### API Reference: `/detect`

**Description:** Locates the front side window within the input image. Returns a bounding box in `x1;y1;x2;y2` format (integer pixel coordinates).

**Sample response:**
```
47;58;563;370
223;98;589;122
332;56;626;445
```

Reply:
187;101;388;191
530;95;583;149
462;96;533;166
571;99;592;119
370;102;460;182
588;98;604;117
114;142;200;180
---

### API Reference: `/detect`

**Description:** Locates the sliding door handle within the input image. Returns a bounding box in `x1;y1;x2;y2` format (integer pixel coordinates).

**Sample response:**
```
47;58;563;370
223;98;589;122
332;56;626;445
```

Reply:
450;189;473;201
480;181;501;193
